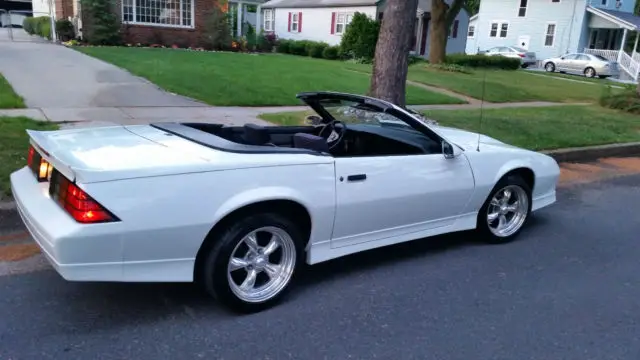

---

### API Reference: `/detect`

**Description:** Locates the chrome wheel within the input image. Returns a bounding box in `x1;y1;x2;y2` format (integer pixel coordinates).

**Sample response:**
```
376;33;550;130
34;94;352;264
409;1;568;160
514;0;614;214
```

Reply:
227;226;297;303
486;185;529;238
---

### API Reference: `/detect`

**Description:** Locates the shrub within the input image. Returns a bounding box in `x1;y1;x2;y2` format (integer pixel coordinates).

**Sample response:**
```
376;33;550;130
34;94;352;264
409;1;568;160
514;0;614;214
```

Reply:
81;0;121;45
23;17;35;35
288;40;307;56
445;53;521;70
308;41;329;58
276;39;291;53
257;32;277;52
599;86;640;114
55;19;75;41
322;46;339;60
408;54;428;65
339;12;380;61
202;5;232;50
32;16;52;40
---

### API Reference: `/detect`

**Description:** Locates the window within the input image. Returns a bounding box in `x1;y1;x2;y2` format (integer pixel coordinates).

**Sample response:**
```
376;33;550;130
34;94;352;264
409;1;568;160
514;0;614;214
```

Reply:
500;23;508;37
489;21;508;38
263;9;274;31
518;0;527;17
122;0;194;27
467;25;475;38
451;20;459;38
291;12;299;32
544;23;556;46
552;0;560;2
333;12;353;34
601;0;607;5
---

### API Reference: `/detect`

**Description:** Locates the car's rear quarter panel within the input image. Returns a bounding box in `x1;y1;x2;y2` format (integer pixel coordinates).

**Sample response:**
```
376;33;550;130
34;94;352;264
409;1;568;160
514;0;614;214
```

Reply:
80;163;337;281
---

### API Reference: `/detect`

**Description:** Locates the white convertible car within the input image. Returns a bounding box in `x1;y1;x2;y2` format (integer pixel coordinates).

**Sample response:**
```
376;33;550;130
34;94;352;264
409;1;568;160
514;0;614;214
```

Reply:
11;92;560;313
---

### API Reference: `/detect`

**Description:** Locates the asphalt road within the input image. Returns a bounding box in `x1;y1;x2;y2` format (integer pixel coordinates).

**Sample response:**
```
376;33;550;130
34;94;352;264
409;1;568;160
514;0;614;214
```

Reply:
1;175;640;360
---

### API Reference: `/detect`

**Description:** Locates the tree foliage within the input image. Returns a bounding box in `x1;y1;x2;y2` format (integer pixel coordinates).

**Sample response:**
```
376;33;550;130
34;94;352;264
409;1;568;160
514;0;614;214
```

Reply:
339;12;380;61
81;0;121;45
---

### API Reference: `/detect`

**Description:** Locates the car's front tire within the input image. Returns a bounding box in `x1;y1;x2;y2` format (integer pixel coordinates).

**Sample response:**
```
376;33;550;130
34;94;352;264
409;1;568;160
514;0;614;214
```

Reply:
544;62;555;72
200;213;303;313
476;175;532;244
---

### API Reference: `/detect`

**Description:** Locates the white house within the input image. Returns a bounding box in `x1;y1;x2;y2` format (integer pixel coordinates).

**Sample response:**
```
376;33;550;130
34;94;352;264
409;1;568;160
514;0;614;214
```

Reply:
259;0;470;58
466;0;640;81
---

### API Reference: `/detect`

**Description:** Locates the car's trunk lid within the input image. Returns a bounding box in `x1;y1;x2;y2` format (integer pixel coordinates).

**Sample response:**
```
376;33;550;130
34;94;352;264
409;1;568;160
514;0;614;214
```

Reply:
27;125;217;183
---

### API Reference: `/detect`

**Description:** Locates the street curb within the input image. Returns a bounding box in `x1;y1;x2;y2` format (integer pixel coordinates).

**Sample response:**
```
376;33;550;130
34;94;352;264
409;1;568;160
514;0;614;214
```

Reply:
1;142;640;233
542;142;640;163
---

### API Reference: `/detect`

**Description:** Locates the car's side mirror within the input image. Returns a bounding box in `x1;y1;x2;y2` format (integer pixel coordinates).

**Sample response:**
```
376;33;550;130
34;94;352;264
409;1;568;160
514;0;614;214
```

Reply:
442;141;461;159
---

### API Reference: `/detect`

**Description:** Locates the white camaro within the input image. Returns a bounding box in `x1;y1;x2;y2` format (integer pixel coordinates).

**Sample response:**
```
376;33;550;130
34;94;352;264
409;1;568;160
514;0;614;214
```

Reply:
11;92;560;313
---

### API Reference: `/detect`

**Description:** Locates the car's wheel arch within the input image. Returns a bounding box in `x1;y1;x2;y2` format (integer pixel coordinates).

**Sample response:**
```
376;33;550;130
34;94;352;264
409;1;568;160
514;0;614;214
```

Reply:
193;192;313;283
496;167;535;192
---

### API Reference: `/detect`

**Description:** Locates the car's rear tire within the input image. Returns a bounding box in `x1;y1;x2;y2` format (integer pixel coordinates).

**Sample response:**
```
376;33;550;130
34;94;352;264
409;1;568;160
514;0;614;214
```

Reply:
584;67;596;78
200;212;303;313
476;175;532;244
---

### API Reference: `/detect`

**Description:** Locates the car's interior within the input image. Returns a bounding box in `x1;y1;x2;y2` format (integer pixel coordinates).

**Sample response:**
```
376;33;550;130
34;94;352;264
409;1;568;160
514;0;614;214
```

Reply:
183;100;442;158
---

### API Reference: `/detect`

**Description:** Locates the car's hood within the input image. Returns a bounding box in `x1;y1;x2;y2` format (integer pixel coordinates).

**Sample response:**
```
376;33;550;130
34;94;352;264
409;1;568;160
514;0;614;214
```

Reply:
430;125;518;151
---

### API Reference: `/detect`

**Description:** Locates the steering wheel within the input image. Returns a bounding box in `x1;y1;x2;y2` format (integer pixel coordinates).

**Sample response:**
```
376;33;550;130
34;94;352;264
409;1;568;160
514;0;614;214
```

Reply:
317;120;347;150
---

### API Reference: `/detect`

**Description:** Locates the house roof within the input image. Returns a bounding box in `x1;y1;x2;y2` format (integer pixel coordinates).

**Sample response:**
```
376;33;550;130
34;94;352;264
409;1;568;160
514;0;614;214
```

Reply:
262;0;380;9
587;6;640;31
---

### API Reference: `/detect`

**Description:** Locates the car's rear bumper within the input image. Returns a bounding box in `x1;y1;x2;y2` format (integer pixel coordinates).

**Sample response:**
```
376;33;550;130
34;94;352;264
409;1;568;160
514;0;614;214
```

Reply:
10;167;124;281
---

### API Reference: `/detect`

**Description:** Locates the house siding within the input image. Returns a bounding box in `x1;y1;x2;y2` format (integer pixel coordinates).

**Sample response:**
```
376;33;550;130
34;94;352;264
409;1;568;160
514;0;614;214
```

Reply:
266;0;469;56
31;0;53;17
271;6;377;45
465;16;479;54
470;0;587;60
588;0;635;13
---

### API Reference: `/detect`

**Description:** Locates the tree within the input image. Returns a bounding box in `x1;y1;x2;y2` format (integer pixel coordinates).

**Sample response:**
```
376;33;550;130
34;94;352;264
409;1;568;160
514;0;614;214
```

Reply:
429;0;466;64
369;0;419;107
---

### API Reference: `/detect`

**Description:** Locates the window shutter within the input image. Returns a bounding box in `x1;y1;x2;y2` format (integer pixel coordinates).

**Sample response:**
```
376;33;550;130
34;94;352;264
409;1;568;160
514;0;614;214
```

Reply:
452;20;459;38
331;12;336;34
298;12;303;32
288;12;292;32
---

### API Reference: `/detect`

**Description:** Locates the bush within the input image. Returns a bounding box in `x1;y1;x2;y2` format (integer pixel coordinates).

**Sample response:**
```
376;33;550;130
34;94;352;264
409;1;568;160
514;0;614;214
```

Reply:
288;40;308;56
257;32;277;52
26;16;52;40
81;0;121;45
55;19;75;41
202;5;232;50
308;42;329;58
600;86;640;114
322;46;340;60
276;39;291;53
445;53;521;70
339;12;380;62
23;17;35;35
425;63;472;74
408;54;427;65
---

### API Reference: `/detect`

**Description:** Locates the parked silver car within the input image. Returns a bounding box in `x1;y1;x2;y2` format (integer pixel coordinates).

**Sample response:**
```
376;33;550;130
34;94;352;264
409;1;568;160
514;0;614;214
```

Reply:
542;53;619;78
483;46;537;68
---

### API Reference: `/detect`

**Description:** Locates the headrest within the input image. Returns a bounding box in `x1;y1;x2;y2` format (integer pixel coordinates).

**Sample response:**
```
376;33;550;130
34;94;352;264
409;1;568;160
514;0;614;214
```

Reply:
293;133;329;153
243;123;270;145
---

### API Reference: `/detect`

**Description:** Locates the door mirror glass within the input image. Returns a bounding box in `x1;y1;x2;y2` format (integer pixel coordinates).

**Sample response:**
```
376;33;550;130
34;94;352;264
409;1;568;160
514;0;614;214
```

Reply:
442;141;461;159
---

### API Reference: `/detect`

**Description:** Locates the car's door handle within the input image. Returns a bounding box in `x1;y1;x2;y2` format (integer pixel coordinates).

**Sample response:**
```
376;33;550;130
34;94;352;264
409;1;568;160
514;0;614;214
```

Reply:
347;174;367;182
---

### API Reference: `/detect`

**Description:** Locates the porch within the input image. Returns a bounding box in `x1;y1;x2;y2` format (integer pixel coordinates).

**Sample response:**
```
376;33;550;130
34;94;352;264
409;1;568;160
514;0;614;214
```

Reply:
583;6;640;81
229;0;264;38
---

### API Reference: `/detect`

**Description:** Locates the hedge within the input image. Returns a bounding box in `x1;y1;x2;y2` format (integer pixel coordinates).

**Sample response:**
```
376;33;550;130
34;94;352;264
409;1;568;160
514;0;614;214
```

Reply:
23;16;52;40
276;39;340;61
445;54;521;70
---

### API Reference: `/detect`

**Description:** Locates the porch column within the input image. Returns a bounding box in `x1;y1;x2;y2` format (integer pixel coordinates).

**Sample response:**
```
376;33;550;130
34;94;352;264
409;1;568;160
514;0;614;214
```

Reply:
256;5;262;34
633;31;639;54
618;28;628;62
237;2;243;37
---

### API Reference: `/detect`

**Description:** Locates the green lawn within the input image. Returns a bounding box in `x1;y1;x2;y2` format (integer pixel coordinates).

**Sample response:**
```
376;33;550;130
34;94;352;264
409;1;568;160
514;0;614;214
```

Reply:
1;117;58;197
258;105;640;151
0;74;25;109
343;63;616;103
75;47;464;106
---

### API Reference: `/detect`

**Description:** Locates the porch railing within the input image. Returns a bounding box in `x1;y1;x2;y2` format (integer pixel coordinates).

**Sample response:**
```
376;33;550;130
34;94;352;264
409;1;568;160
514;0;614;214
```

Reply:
584;49;619;62
619;51;640;81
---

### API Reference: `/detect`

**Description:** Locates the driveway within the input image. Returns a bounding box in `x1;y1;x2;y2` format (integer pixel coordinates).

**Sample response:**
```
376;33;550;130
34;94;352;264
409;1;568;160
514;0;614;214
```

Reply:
0;174;639;359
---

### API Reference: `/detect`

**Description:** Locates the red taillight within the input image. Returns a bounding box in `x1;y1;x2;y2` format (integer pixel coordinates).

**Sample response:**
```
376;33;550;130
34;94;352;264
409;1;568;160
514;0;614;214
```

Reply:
27;145;35;167
49;170;118;224
518;53;525;58
27;145;52;182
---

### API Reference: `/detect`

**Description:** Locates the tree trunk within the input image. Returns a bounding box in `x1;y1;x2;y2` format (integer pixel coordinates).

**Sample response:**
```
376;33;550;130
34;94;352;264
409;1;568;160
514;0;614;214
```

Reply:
369;0;419;107
429;0;466;64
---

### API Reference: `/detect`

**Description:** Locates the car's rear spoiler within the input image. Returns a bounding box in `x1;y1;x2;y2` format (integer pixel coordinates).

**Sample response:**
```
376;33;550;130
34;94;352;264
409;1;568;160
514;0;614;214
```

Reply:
27;129;77;183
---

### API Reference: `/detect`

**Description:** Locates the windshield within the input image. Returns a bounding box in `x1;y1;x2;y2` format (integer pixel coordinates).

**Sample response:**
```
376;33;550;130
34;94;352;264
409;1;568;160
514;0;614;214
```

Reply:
318;99;420;131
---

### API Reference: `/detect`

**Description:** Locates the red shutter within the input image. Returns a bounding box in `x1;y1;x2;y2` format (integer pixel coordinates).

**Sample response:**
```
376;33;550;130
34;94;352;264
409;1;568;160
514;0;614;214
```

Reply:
288;12;292;32
452;20;459;38
298;12;303;32
330;12;336;34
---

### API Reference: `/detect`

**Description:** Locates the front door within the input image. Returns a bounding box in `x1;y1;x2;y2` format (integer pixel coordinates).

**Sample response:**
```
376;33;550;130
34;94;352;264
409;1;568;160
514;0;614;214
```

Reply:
331;153;475;248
